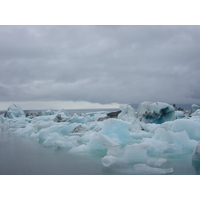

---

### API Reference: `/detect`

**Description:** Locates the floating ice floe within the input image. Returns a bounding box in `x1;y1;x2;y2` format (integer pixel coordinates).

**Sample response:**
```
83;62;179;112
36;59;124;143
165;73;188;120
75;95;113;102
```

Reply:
133;164;173;175
1;102;200;173
102;143;149;167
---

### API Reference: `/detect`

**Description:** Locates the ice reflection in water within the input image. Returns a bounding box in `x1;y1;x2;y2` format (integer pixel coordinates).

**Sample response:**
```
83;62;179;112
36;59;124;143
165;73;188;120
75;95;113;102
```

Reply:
0;131;199;175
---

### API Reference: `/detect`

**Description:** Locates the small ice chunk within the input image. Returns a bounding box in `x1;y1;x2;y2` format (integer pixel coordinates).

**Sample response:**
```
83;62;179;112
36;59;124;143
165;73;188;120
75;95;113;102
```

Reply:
87;133;117;150
102;156;118;167
147;158;167;167
133;164;173;174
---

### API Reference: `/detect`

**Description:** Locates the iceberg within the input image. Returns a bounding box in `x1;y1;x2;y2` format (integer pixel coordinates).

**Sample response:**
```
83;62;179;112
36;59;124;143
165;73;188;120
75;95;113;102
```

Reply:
100;118;131;146
159;118;200;141
102;143;149;167
68;113;87;124
1;101;200;174
55;109;71;117
37;110;55;116
142;128;198;155
191;109;200;117
174;111;185;119
137;101;175;124
192;141;200;161
191;104;200;113
118;105;136;122
4;103;25;119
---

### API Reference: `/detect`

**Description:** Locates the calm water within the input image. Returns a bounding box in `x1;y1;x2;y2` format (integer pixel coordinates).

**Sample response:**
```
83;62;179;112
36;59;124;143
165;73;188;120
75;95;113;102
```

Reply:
0;107;200;175
0;130;199;175
0;131;104;175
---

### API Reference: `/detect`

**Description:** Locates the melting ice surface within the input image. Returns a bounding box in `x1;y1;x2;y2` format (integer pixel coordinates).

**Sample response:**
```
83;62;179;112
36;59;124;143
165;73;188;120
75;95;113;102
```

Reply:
1;102;200;175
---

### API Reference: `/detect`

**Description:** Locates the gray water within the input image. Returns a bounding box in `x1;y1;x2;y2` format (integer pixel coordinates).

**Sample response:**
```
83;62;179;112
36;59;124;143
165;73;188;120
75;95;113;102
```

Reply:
0;131;105;175
0;130;199;175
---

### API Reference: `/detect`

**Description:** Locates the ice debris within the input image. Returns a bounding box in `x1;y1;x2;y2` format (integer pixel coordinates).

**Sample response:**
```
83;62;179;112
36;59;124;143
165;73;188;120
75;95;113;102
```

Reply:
133;164;173;175
1;102;200;172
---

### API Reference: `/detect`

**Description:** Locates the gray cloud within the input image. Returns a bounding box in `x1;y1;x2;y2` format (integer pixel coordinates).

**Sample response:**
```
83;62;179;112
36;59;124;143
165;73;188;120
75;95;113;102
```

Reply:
0;25;200;104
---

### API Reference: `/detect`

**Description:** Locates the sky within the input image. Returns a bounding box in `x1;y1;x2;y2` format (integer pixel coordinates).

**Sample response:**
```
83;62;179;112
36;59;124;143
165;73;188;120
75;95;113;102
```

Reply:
0;25;200;109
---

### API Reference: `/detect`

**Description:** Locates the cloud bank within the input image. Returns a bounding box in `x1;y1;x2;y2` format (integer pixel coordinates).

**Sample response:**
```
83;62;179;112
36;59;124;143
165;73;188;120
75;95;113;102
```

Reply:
0;26;200;105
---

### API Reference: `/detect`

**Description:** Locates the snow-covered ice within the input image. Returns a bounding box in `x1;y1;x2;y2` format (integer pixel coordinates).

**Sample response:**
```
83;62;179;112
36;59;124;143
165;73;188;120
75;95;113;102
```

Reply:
1;102;200;174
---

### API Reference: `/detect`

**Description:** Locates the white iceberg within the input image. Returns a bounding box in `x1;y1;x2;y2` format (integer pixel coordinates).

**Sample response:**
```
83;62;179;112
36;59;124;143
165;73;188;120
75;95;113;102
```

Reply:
192;141;200;161
191;104;200;113
4;103;25;119
118;105;136;122
191;109;200;117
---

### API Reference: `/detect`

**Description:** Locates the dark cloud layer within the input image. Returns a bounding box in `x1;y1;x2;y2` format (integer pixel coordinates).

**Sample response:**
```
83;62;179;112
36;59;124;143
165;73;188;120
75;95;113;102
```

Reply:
0;25;200;104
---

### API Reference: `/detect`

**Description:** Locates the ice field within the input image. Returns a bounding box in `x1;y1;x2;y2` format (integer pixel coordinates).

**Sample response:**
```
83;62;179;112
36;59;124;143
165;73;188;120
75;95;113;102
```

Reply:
1;102;200;175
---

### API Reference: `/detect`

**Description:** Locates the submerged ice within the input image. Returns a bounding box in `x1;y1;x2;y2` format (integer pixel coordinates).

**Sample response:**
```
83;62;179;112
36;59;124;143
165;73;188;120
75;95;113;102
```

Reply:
1;101;200;174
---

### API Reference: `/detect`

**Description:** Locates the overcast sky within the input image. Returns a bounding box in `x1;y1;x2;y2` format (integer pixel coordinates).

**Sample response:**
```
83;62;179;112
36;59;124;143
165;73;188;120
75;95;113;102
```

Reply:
0;25;200;106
